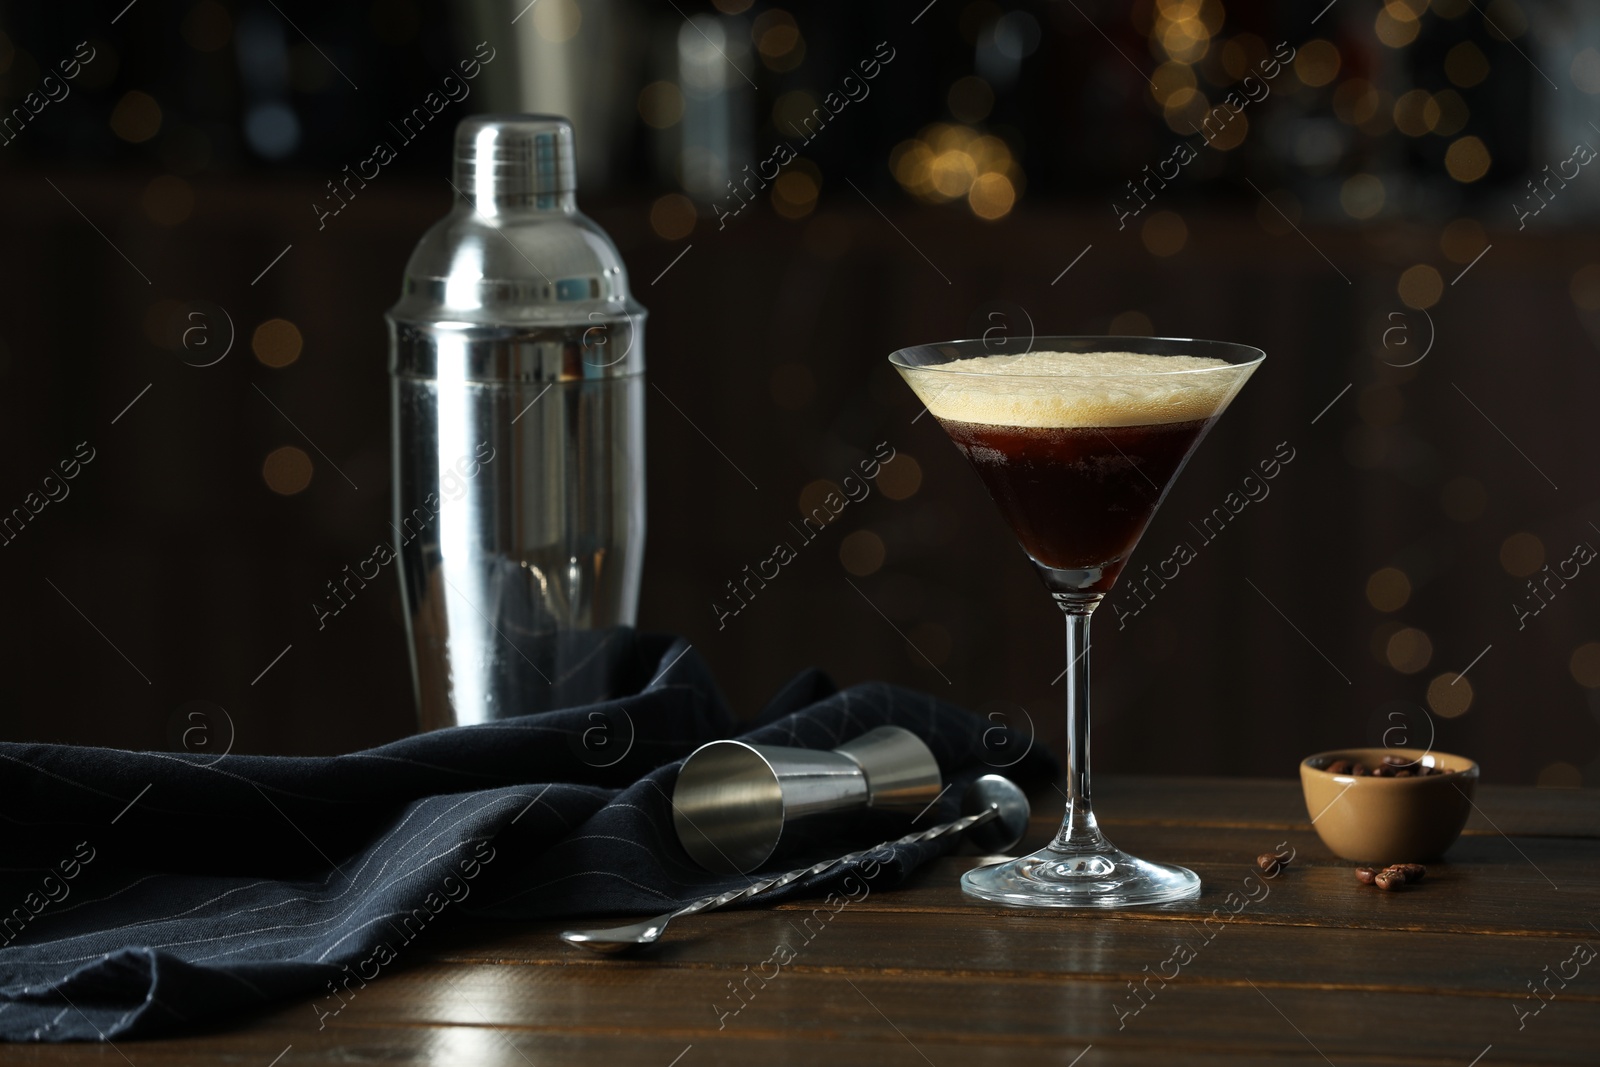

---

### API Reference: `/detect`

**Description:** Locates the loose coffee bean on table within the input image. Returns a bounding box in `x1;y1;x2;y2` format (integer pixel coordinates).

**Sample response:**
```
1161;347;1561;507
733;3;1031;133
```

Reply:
1393;863;1426;882
1356;863;1427;891
1257;852;1284;876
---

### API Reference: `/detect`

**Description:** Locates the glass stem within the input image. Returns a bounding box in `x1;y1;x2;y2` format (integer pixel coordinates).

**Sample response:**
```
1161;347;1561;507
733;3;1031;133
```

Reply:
1055;597;1108;852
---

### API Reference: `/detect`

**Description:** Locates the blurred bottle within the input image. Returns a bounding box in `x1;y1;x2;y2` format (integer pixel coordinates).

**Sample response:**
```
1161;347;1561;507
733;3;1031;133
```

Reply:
387;114;646;731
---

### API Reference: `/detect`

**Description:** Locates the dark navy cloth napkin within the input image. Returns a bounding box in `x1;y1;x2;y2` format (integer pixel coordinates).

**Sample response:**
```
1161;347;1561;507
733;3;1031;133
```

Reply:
0;631;1054;1042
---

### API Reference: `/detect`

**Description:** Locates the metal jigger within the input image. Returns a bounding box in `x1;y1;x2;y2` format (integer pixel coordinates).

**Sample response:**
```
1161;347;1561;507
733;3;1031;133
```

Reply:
672;726;944;875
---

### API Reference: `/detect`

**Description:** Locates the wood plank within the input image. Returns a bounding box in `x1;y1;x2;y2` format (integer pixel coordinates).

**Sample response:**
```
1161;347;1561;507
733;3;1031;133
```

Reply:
0;1020;1542;1067
426;909;1600;1002
1084;776;1600;838
618;825;1597;938
6;779;1591;1065
299;961;1600;1065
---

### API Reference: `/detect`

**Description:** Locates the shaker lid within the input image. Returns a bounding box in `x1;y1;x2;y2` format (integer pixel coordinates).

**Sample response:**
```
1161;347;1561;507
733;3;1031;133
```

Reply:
388;114;646;382
453;114;576;209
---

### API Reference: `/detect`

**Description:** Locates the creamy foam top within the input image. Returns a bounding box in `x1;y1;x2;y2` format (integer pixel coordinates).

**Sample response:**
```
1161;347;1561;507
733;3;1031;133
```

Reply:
899;350;1250;428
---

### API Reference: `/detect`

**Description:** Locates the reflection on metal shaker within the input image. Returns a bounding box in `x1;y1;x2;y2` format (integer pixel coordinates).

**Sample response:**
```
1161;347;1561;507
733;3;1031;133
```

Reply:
387;115;646;730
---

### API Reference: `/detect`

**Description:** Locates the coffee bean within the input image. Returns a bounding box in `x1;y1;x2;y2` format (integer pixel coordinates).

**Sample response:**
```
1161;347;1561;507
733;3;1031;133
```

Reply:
1371;764;1394;777
1394;769;1414;778
1353;763;1370;776
1355;866;1379;885
1374;869;1406;891
1382;755;1409;767
1327;759;1353;775
1257;852;1284;876
1394;863;1427;883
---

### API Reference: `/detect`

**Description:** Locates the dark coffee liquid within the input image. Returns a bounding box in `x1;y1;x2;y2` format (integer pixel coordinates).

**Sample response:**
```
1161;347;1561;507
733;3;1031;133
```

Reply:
939;417;1215;593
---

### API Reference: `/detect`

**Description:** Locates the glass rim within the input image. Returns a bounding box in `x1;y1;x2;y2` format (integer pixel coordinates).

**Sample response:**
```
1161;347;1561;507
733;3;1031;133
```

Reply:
888;335;1266;379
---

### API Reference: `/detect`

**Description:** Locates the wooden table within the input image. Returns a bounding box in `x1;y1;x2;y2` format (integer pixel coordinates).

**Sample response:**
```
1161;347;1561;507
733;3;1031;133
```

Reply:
15;777;1597;1065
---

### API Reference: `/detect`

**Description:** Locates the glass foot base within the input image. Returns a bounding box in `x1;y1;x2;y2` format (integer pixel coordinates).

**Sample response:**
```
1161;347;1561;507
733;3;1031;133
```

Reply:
961;842;1201;909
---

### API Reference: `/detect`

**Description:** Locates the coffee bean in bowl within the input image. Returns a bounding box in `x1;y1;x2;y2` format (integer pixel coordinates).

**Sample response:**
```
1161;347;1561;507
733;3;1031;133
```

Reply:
1299;747;1478;863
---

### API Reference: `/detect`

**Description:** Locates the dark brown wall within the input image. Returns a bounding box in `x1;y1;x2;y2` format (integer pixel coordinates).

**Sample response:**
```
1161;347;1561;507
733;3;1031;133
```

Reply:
1;170;1595;784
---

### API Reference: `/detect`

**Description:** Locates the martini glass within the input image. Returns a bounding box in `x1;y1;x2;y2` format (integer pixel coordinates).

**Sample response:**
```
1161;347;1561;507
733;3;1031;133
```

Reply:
891;335;1264;908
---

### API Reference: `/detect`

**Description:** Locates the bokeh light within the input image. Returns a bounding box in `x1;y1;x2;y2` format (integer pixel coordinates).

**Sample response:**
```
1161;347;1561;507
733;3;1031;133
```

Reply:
1386;627;1433;674
1398;264;1443;310
1366;567;1412;612
142;298;184;349
1218;34;1266;81
252;318;303;368
798;479;840;518
1445;136;1492;182
1440;218;1487;263
1294;39;1341;87
1195;108;1246;150
1151;0;1221;65
649;193;697;239
532;0;581;43
180;0;232;52
877;454;922;500
1569;642;1600;687
1375;2;1421;47
968;172;1015;220
262;446;313;495
1536;762;1583;788
1141;211;1188;256
1109;310;1154;335
1446;41;1490;87
1341;173;1385;219
891;124;1021;218
1430;90;1469;136
772;168;820;220
1393;89;1440;137
1573;47;1600;94
771;91;818;136
110;90;162;143
948;76;994;123
839;529;885;576
1331;77;1382;125
752;9;804;71
1499;531;1545;577
637;82;684;129
1427;672;1474;717
1150;61;1197;109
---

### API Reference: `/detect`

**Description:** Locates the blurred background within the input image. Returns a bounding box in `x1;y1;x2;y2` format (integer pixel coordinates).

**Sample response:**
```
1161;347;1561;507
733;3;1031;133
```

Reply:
1;0;1596;785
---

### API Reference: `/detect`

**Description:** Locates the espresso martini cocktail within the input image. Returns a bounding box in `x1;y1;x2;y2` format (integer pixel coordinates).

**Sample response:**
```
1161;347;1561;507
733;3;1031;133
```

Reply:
916;349;1247;596
892;338;1263;908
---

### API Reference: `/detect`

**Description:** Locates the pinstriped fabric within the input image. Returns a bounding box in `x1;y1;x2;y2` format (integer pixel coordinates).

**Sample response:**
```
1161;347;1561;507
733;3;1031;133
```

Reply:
0;631;1053;1041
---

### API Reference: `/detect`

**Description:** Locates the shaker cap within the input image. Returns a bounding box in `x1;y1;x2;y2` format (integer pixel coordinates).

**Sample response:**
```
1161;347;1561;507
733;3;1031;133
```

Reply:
453;114;576;209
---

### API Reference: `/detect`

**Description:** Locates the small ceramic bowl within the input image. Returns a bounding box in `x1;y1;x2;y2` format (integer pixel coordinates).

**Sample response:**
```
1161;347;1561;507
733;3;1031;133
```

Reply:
1300;747;1479;863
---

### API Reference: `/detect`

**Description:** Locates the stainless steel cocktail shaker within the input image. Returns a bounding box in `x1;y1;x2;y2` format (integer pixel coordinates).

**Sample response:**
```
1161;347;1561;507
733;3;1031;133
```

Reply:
387;115;646;731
